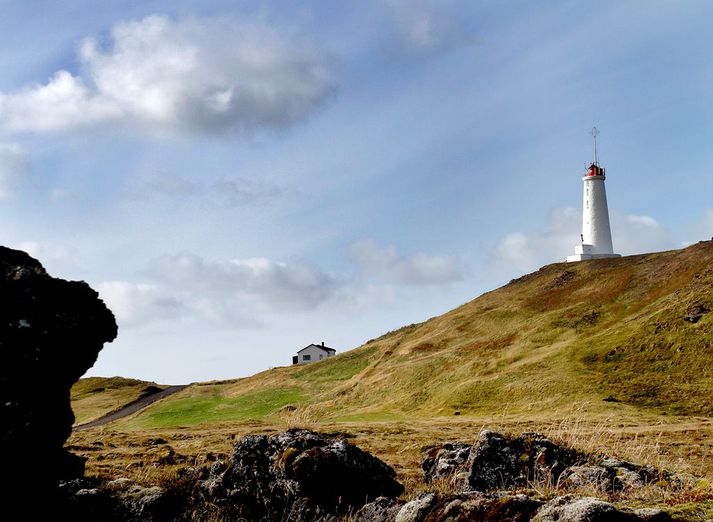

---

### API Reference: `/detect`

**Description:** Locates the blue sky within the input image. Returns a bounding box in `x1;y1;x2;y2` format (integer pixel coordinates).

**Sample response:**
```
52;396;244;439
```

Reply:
1;1;712;383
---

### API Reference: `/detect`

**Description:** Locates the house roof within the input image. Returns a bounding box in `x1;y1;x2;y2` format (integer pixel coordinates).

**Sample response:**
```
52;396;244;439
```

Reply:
297;343;336;354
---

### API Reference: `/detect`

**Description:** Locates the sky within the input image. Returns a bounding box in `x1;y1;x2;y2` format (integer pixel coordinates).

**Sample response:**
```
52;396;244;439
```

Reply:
1;1;712;383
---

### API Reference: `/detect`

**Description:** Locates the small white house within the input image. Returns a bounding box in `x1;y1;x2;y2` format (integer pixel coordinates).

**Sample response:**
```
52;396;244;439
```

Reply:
292;342;336;364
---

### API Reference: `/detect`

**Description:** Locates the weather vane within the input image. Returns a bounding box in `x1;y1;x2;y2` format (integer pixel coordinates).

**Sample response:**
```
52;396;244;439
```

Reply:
591;126;599;165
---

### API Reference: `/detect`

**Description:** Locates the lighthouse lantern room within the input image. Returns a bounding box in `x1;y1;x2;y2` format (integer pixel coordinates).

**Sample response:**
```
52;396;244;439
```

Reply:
566;128;621;263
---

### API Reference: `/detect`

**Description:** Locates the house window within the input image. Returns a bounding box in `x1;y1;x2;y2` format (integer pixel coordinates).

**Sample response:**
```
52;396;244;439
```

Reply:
302;354;311;361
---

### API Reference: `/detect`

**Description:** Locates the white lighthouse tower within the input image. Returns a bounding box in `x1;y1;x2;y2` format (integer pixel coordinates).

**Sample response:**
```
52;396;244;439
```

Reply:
566;128;620;262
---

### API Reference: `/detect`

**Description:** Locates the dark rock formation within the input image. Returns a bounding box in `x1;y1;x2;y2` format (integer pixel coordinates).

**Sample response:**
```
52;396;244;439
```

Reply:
56;428;680;521
0;247;117;499
59;477;185;522
561;456;660;492
389;492;542;522
423;430;583;492
355;496;404;522
357;493;671;522
684;303;709;323
535;496;671;522
200;429;404;521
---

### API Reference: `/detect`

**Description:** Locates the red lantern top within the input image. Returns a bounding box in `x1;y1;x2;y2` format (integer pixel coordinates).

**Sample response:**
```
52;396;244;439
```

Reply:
586;163;605;177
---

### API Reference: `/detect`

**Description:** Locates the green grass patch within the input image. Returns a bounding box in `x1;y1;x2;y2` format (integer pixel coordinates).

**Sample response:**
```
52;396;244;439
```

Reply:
293;347;376;384
128;387;308;428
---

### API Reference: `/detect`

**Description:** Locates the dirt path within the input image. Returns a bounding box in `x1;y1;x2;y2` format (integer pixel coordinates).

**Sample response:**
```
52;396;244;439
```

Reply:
73;385;188;431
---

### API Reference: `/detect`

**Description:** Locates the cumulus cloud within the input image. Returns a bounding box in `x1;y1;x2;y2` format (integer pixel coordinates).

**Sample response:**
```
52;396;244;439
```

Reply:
102;252;342;329
0;144;30;200
15;241;76;264
385;0;465;52
0;14;333;135
97;281;183;328
152;253;338;311
100;245;461;329
348;239;463;285
491;207;676;275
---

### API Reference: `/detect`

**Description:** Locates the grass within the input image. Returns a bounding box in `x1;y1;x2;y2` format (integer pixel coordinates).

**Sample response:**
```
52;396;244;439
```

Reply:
71;376;166;425
67;413;713;519
72;242;713;426
125;386;308;429
293;347;376;384
68;242;713;516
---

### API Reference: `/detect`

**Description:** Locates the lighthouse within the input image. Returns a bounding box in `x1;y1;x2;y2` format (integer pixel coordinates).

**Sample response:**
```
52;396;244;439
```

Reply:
566;128;620;262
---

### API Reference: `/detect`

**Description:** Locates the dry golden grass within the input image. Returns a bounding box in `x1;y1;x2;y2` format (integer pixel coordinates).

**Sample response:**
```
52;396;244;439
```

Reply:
67;242;713;518
74;241;713;433
71;377;167;425
66;411;713;518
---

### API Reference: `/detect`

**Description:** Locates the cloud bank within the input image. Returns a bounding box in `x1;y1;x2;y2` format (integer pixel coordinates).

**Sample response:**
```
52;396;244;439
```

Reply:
492;207;676;274
99;241;462;330
97;253;340;329
0;15;333;135
349;239;463;285
151;253;339;311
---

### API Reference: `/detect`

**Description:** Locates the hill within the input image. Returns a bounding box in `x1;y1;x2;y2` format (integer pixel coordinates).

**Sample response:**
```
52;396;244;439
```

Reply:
71;377;167;425
84;240;713;430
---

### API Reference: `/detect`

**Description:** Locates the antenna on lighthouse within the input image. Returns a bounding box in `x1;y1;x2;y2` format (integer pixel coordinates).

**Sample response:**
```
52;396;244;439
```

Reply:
591;126;599;166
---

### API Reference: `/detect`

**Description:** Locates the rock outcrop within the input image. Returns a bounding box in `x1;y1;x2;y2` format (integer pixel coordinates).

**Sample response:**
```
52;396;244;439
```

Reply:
0;247;117;499
200;429;404;521
57;429;683;521
534;496;669;522
357;492;671;522
422;430;583;492
59;477;184;522
560;456;662;492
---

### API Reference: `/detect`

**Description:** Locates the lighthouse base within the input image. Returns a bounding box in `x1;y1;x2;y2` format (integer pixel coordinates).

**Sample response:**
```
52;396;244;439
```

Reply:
566;243;620;262
566;253;621;263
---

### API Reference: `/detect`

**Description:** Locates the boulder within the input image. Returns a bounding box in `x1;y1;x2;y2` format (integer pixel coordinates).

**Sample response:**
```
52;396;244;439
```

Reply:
423;430;582;492
561;457;661;492
534;496;667;522
561;465;610;489
201;429;404;521
421;442;472;489
395;493;436;522
59;478;186;522
0;247;117;500
372;492;542;522
356;496;405;522
432;493;541;522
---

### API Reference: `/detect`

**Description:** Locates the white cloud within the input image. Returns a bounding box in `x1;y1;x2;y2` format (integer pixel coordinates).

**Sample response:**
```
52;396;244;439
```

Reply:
97;281;182;328
0;144;30;200
99;246;459;330
385;0;464;52
0;14;333;135
152;253;338;311
15;241;75;264
97;253;341;330
348;239;463;285
491;207;676;275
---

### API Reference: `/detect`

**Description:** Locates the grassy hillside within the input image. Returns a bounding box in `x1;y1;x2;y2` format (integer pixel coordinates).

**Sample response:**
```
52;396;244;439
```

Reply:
71;377;167;425
85;241;713;429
